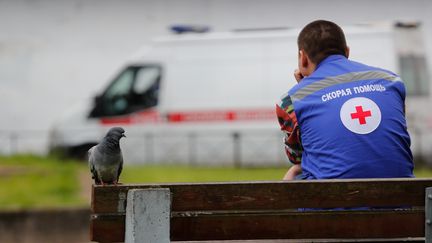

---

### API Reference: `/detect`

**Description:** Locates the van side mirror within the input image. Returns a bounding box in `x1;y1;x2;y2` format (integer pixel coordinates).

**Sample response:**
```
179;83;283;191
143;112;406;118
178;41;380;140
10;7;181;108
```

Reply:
89;95;104;118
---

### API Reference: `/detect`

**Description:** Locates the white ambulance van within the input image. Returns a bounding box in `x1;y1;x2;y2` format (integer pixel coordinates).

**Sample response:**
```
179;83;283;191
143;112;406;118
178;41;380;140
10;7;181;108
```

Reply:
49;23;431;165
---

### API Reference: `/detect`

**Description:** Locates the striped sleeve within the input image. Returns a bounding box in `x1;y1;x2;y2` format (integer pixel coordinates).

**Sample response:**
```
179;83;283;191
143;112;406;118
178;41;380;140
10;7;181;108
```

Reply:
275;94;303;164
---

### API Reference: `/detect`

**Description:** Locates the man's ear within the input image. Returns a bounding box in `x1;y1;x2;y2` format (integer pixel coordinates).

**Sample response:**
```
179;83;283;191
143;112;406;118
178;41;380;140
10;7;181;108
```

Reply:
345;46;350;58
299;50;309;69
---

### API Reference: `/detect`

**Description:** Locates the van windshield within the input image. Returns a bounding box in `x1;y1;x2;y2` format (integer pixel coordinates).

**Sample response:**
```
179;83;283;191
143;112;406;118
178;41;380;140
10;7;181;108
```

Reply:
90;65;161;117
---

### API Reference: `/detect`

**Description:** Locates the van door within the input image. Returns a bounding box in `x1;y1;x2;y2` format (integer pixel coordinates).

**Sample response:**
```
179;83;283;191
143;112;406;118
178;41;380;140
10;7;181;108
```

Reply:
90;65;162;117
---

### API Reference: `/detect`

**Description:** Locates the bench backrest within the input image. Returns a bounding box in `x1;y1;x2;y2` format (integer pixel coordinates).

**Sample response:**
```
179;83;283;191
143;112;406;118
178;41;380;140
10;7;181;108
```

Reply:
90;178;432;242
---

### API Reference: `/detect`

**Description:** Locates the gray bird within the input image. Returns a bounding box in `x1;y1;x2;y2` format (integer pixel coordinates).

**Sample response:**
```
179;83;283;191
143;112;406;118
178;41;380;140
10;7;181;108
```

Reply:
88;127;126;185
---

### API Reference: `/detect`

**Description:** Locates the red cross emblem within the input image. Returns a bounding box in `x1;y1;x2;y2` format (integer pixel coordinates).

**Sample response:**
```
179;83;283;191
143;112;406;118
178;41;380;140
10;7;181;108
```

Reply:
340;97;381;134
350;106;372;125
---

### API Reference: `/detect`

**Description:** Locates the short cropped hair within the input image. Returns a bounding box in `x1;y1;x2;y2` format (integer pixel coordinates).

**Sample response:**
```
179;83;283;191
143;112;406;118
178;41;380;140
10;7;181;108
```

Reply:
297;20;348;65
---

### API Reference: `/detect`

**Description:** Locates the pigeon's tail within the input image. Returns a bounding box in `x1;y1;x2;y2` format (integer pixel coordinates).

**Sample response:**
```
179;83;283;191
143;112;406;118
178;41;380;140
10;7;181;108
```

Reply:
90;164;102;185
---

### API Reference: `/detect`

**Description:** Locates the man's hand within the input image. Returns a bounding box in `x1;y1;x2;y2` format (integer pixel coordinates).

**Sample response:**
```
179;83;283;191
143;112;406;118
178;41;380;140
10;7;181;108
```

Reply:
283;164;302;180
294;69;304;83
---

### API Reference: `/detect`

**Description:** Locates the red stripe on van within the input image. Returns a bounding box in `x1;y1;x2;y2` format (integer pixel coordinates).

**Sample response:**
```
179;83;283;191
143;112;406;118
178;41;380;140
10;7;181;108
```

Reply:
167;109;275;122
100;110;161;125
99;108;275;125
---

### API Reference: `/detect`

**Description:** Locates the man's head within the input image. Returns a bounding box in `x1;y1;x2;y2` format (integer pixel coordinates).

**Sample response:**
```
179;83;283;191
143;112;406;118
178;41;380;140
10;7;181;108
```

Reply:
297;20;350;78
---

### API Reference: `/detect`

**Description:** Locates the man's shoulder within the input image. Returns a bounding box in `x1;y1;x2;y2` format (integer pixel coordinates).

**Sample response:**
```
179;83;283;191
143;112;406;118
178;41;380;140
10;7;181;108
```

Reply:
347;59;399;76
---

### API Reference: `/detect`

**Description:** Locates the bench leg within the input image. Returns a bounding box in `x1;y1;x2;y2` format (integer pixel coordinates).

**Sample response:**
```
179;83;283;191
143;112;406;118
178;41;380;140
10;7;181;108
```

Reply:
426;187;432;243
125;188;171;243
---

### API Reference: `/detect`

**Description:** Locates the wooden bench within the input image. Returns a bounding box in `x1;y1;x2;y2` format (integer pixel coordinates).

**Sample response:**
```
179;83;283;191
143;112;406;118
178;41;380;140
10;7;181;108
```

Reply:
90;178;432;242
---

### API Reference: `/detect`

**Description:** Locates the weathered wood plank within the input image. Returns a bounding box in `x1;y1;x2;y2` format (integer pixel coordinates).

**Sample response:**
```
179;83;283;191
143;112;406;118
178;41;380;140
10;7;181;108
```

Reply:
90;214;125;243
173;239;425;242
91;209;424;242
92;179;432;214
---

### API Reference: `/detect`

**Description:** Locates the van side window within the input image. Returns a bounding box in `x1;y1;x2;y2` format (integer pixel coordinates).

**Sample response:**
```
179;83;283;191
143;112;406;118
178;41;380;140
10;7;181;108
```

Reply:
134;67;160;93
89;65;162;117
395;23;430;96
399;55;430;96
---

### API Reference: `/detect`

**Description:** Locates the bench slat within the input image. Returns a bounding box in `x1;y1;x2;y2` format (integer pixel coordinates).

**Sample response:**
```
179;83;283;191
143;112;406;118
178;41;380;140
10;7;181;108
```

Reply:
91;209;424;242
92;179;432;213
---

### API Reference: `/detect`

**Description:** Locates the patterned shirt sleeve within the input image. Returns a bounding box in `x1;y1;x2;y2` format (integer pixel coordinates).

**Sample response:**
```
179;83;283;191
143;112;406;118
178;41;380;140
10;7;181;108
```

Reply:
275;94;303;164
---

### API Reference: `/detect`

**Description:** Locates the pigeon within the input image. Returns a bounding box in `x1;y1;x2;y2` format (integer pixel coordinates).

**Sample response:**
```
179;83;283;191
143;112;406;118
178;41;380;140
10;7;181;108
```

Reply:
88;127;126;185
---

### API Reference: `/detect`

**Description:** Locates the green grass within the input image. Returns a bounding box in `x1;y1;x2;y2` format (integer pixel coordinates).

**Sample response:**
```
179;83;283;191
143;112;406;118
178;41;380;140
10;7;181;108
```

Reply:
0;154;86;210
411;167;432;178
121;165;286;183
1;154;432;210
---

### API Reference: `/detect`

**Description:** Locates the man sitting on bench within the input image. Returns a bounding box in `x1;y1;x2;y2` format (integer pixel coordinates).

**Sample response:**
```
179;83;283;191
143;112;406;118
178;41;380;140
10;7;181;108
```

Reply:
276;20;414;180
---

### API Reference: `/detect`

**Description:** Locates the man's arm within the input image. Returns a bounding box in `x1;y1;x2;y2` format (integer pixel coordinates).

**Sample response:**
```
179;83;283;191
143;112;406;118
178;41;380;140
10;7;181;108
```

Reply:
283;164;302;180
275;95;303;176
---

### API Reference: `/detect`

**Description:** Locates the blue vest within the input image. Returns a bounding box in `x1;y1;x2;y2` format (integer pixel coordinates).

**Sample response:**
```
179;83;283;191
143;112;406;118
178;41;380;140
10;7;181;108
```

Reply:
289;55;413;179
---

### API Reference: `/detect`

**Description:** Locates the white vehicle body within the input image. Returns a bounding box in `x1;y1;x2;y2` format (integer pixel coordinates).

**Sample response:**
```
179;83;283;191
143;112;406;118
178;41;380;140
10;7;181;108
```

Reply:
49;23;431;165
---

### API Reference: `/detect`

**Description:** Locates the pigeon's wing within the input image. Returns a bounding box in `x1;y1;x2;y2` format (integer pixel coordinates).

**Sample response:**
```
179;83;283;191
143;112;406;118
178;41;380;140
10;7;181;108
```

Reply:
88;146;101;184
116;152;123;182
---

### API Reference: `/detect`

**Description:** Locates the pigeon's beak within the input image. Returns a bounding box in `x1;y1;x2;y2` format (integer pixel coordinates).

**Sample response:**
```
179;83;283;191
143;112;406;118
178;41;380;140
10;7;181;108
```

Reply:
122;133;126;138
